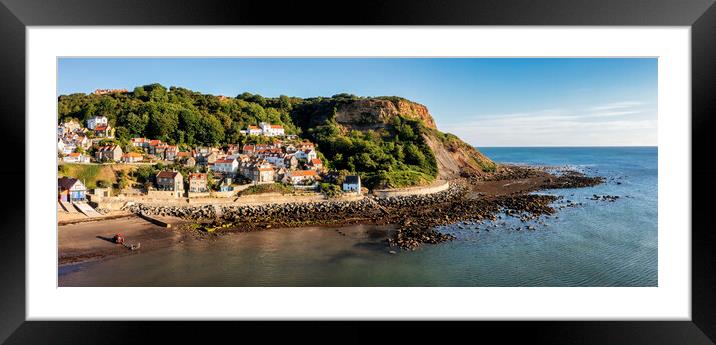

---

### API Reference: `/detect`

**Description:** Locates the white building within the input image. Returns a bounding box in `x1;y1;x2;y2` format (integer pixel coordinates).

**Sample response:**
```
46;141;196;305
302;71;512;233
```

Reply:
121;152;144;163
246;125;262;136
58;119;81;135
61;141;76;155
211;158;239;175
131;137;149;148
283;170;318;185
295;148;317;161
86;116;108;130
259;122;285;136
62;152;90;164
342;175;361;195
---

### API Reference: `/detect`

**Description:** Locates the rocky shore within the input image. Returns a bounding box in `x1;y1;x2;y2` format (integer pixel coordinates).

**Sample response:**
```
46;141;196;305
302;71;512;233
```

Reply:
122;166;605;250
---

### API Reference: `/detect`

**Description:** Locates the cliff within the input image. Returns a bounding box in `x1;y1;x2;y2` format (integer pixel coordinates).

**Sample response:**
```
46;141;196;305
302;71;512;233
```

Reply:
325;97;495;179
334;98;436;130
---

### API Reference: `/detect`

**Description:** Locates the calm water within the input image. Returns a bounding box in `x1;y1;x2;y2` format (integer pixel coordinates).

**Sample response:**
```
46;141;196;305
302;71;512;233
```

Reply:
59;147;657;287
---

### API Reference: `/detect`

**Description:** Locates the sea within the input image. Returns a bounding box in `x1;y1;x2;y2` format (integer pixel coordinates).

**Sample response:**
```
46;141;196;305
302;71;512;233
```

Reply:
59;147;658;287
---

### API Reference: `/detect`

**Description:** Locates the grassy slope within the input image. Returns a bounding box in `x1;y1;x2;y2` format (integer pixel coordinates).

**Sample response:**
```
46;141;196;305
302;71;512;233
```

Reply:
58;163;137;189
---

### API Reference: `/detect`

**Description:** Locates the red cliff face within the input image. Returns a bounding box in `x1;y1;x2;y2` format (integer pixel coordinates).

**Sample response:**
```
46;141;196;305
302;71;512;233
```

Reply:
334;98;436;129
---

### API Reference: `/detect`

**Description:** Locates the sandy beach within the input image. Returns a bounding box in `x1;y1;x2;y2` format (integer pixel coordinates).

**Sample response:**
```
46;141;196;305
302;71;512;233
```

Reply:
58;215;189;265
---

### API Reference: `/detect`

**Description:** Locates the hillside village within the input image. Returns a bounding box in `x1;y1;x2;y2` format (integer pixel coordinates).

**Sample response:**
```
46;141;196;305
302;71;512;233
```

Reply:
58;114;363;206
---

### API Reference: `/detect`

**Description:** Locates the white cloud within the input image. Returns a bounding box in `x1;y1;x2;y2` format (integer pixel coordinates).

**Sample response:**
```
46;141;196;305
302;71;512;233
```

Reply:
438;101;656;146
589;101;644;112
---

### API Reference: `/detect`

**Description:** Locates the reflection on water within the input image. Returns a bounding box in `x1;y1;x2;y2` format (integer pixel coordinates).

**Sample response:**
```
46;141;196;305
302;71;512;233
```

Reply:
59;147;657;287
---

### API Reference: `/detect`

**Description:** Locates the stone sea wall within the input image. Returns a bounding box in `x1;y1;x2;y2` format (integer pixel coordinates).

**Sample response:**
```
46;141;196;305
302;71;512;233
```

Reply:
373;180;449;197
122;185;465;223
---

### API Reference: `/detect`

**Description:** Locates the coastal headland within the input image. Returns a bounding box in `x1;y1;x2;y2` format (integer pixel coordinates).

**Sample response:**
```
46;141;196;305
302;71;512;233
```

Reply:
57;89;605;265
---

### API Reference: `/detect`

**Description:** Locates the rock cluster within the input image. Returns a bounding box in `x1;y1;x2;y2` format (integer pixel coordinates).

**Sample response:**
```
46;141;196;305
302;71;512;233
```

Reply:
467;165;541;182
123;203;217;219
589;194;620;202
541;171;604;189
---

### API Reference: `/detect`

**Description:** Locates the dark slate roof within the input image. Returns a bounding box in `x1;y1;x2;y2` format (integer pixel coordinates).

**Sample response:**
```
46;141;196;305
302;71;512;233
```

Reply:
58;176;79;190
344;175;360;184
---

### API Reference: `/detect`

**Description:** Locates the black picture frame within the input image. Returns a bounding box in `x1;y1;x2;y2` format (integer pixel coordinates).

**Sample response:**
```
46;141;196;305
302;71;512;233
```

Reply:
1;0;715;343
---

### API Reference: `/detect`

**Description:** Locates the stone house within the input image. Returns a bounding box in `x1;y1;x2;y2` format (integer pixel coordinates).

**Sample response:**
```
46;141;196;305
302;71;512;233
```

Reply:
188;173;208;193
308;158;323;171
250;166;275;183
95;145;123;162
164;145;179;161
155;171;184;192
284;155;299;170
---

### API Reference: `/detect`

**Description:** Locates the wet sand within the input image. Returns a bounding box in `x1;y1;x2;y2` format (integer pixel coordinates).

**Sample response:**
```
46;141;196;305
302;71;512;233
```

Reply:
58;215;190;266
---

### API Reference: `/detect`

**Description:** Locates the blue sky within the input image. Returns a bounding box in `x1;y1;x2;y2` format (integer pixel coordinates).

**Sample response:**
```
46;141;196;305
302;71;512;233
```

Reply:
58;58;657;147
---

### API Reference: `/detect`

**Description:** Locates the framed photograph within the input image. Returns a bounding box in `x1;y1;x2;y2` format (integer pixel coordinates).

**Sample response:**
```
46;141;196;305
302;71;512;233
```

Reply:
2;0;715;343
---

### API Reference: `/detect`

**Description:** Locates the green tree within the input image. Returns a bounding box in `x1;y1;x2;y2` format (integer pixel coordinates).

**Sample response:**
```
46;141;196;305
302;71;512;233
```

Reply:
404;143;426;167
114;126;130;142
133;86;148;100
199;115;225;145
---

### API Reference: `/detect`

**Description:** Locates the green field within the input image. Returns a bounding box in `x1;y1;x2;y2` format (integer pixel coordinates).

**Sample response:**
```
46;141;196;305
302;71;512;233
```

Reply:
58;163;136;189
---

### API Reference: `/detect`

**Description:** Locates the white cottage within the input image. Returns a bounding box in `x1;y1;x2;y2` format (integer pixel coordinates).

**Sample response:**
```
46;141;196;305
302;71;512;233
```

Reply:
342;175;361;195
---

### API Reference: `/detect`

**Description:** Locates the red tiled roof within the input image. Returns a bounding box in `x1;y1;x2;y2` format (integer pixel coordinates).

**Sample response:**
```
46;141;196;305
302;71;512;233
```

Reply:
189;173;207;180
310;158;322;165
270;125;283;129
215;159;236;164
290;170;317;177
95;125;108;131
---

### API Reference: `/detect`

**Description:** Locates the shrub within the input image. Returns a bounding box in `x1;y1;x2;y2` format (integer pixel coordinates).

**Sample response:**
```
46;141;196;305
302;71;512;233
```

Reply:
240;183;295;196
319;183;342;198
